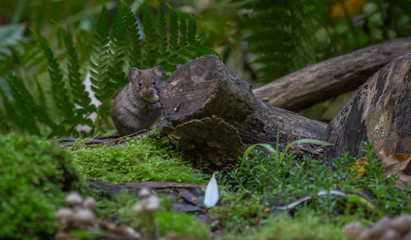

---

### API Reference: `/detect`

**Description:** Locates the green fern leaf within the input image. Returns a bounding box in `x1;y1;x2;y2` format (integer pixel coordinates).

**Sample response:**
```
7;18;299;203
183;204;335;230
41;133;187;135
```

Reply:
168;5;179;51
188;17;196;44
157;4;167;57
179;12;187;47
61;27;95;122
4;74;40;135
0;85;22;132
36;33;75;123
239;0;316;82
90;3;111;105
141;4;158;67
109;0;128;91
32;77;59;134
125;3;142;68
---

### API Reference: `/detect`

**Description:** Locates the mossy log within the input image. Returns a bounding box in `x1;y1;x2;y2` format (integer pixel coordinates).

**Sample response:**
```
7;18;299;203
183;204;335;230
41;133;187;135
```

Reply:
253;37;411;112
326;53;411;163
159;55;327;171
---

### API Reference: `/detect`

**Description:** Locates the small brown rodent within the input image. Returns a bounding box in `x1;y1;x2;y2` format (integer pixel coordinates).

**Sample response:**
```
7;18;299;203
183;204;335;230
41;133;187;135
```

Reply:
111;66;164;136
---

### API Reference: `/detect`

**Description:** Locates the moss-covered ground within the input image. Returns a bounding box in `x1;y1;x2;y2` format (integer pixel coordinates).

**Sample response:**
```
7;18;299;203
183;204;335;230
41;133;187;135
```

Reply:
1;133;410;240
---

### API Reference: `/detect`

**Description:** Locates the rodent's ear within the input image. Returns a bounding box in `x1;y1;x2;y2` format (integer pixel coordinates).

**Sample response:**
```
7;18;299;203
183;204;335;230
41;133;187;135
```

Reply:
129;68;140;82
153;66;164;77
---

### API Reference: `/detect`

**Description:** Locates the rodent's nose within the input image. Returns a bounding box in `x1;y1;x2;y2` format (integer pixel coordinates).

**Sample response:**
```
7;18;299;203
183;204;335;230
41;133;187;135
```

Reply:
141;88;159;103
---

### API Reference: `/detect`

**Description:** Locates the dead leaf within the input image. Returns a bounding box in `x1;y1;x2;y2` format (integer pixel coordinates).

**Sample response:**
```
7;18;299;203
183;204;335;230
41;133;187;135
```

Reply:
351;158;368;178
379;150;411;190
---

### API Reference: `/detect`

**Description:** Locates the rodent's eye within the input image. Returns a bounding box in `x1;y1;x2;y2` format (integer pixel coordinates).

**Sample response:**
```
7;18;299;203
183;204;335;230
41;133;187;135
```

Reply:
151;79;156;85
138;81;142;86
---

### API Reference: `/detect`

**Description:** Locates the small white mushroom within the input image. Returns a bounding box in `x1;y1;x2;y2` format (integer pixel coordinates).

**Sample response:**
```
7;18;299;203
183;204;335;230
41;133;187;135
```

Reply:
390;214;411;234
122;226;141;238
138;188;151;199
359;228;373;240
134;189;160;213
65;192;83;205
370;216;392;238
57;207;74;224
133;203;143;213
343;222;364;239
380;229;400;240
83;197;97;209
144;195;160;212
73;209;96;224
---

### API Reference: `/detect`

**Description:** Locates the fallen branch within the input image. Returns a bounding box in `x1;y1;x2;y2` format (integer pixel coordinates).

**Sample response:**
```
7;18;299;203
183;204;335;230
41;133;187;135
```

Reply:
253;37;411;112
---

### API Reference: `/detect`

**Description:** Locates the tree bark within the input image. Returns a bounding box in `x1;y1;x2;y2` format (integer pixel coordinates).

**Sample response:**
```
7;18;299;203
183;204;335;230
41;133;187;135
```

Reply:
253;37;411;112
325;53;411;163
160;55;327;172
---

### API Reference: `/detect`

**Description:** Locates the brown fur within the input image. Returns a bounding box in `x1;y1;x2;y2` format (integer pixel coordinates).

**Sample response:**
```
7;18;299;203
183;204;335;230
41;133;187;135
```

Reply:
111;66;164;136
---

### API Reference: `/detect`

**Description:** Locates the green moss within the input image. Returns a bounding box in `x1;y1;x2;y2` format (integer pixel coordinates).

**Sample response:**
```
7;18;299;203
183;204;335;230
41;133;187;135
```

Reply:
227;209;346;240
0;133;84;240
72;135;206;184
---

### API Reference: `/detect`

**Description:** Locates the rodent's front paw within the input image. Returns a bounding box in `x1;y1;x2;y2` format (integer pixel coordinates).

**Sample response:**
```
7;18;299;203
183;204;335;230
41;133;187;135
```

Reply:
154;102;162;109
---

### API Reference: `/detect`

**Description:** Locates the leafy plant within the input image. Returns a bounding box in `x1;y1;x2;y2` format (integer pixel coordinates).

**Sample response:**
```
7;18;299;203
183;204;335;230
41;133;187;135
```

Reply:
0;1;218;137
230;0;317;82
72;133;207;184
0;133;85;240
228;209;346;240
219;142;411;220
243;128;333;163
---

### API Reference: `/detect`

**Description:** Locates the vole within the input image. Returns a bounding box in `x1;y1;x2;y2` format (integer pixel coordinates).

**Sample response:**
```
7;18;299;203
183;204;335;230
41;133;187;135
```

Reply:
111;66;164;136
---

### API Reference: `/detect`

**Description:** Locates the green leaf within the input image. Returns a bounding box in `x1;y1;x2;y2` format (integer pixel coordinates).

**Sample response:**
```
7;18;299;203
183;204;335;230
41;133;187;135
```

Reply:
90;3;111;104
109;1;128;90
36;33;75;124
4;74;40;135
156;3;167;56
280;139;333;162
61;27;95;121
141;4;158;67
125;3;142;68
188;17;196;44
168;5;179;51
243;143;276;159
179;12;187;46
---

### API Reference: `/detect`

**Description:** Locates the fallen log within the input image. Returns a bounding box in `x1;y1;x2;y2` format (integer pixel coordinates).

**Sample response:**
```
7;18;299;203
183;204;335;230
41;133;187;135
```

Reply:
253;37;411;112
326;53;411;163
87;178;205;196
160;55;327;171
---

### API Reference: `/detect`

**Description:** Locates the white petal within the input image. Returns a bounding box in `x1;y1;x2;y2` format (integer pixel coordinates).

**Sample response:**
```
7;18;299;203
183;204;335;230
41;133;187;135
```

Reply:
204;172;219;208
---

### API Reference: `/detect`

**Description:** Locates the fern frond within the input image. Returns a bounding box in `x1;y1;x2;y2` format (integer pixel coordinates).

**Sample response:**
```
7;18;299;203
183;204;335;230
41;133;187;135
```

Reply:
0;85;21;132
141;4;158;67
188;17;196;44
126;3;142;68
90;3;111;105
179;12;187;47
61;27;95;121
156;4;167;57
239;0;316;82
109;0;128;91
4;74;40;135
36;33;75;123
168;5;179;51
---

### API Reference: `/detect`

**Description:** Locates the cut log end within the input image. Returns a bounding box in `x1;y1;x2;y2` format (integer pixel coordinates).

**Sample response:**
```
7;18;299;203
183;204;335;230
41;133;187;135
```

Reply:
160;55;327;171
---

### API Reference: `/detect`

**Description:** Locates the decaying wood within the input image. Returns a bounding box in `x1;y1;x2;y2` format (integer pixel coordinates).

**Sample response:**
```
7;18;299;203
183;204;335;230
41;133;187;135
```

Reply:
160;55;327;171
87;179;205;196
326;53;411;163
253;37;411;112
